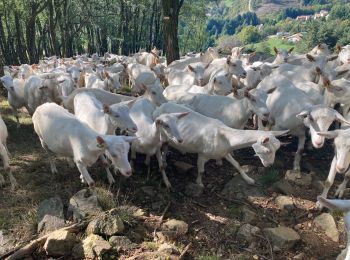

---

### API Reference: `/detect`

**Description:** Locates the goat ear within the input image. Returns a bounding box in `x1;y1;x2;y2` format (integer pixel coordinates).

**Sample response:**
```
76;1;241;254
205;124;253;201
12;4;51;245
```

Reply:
306;54;315;62
39;85;48;90
140;84;148;91
273;47;278;55
334;111;350;125
336;43;342;54
261;136;270;144
96;136;106;148
317;130;339;139
188;65;195;72
288;47;294;53
328;55;338;62
205;63;210;69
127;99;137;109
267;87;277;94
177;112;190;119
337;69;349;77
296;110;310;119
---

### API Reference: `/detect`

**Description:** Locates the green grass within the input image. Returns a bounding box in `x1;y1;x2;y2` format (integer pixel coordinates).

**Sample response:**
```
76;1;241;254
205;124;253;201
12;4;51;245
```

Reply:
228;203;241;218
246;38;302;55
259;168;280;186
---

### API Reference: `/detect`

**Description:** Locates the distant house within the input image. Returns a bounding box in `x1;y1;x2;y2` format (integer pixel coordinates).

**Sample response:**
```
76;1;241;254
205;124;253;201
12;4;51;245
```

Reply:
287;33;303;43
276;32;290;38
314;10;329;20
296;15;312;21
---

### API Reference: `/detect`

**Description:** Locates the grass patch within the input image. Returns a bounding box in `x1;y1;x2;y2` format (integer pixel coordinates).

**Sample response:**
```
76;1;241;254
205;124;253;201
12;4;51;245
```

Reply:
246;37;303;55
331;209;344;221
259;168;280;186
142;241;158;251
228;203;241;218
22;207;38;237
95;187;116;211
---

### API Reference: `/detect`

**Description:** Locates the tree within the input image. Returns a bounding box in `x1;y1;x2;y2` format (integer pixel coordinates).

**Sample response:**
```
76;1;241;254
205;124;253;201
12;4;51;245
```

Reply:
237;25;261;45
162;0;184;65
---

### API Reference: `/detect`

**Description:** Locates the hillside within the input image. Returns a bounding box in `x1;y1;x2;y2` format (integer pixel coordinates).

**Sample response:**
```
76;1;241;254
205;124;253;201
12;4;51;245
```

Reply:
253;0;301;16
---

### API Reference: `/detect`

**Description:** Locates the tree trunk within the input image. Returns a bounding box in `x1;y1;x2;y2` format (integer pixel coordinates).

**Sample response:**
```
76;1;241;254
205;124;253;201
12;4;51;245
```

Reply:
162;0;183;65
48;0;60;56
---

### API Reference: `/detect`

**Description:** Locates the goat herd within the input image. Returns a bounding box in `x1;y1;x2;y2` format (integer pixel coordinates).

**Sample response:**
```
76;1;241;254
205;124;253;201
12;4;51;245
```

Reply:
2;44;350;255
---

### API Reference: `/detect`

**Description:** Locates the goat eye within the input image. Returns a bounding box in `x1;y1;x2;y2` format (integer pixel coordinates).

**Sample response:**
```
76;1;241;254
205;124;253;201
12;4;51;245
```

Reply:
152;91;157;95
114;114;119;118
163;124;169;128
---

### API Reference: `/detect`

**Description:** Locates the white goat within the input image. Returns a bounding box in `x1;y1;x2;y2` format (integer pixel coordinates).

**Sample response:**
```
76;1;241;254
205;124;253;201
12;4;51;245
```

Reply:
129;98;188;188
153;102;287;187
0;115;17;188
166;63;209;86
0;75;27;126
33;103;135;187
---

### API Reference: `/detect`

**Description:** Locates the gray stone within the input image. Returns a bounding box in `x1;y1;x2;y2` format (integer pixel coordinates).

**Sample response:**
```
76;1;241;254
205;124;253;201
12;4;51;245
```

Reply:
162;219;188;237
82;234;112;259
273;179;294;195
285;170;312;187
157;243;180;254
86;209;124;236
109;236;137;251
264;226;301;250
68;189;102;221
275;196;294;211
37;197;65;234
221;175;264;203
43;230;77;257
314;213;339;242
0;230;16;255
174;161;194;173
236;224;261;242
185;182;204;197
241;206;257;223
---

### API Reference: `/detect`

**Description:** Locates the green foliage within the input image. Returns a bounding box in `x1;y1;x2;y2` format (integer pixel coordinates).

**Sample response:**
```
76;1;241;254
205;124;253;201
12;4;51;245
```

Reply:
238;26;261;45
198;255;221;260
228;203;242;217
259;168;280;186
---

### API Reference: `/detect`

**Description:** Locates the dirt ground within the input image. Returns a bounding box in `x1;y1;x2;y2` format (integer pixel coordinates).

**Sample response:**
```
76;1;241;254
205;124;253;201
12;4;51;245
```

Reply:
0;95;347;260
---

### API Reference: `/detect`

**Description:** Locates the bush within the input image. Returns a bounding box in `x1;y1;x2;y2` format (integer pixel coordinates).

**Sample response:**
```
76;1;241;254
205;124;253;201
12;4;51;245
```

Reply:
216;35;241;53
238;25;261;45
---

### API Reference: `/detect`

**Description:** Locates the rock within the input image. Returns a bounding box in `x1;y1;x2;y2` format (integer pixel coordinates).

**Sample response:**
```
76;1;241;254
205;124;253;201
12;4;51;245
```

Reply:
37;197;65;234
114;205;146;219
174;161;194;173
86;209;124;236
141;186;155;197
236;224;261;242
82;234;112;259
264;226;301;250
185;182;204;197
68;189;102;221
294;252;305;259
285;170;312;187
275;195;294;211
241;206;257;223
43;230;77;257
109;236;137;251
0;231;16;255
221;175;264;203
314;213;339;242
162;219;188;235
273;179;294;195
158;243;180;254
